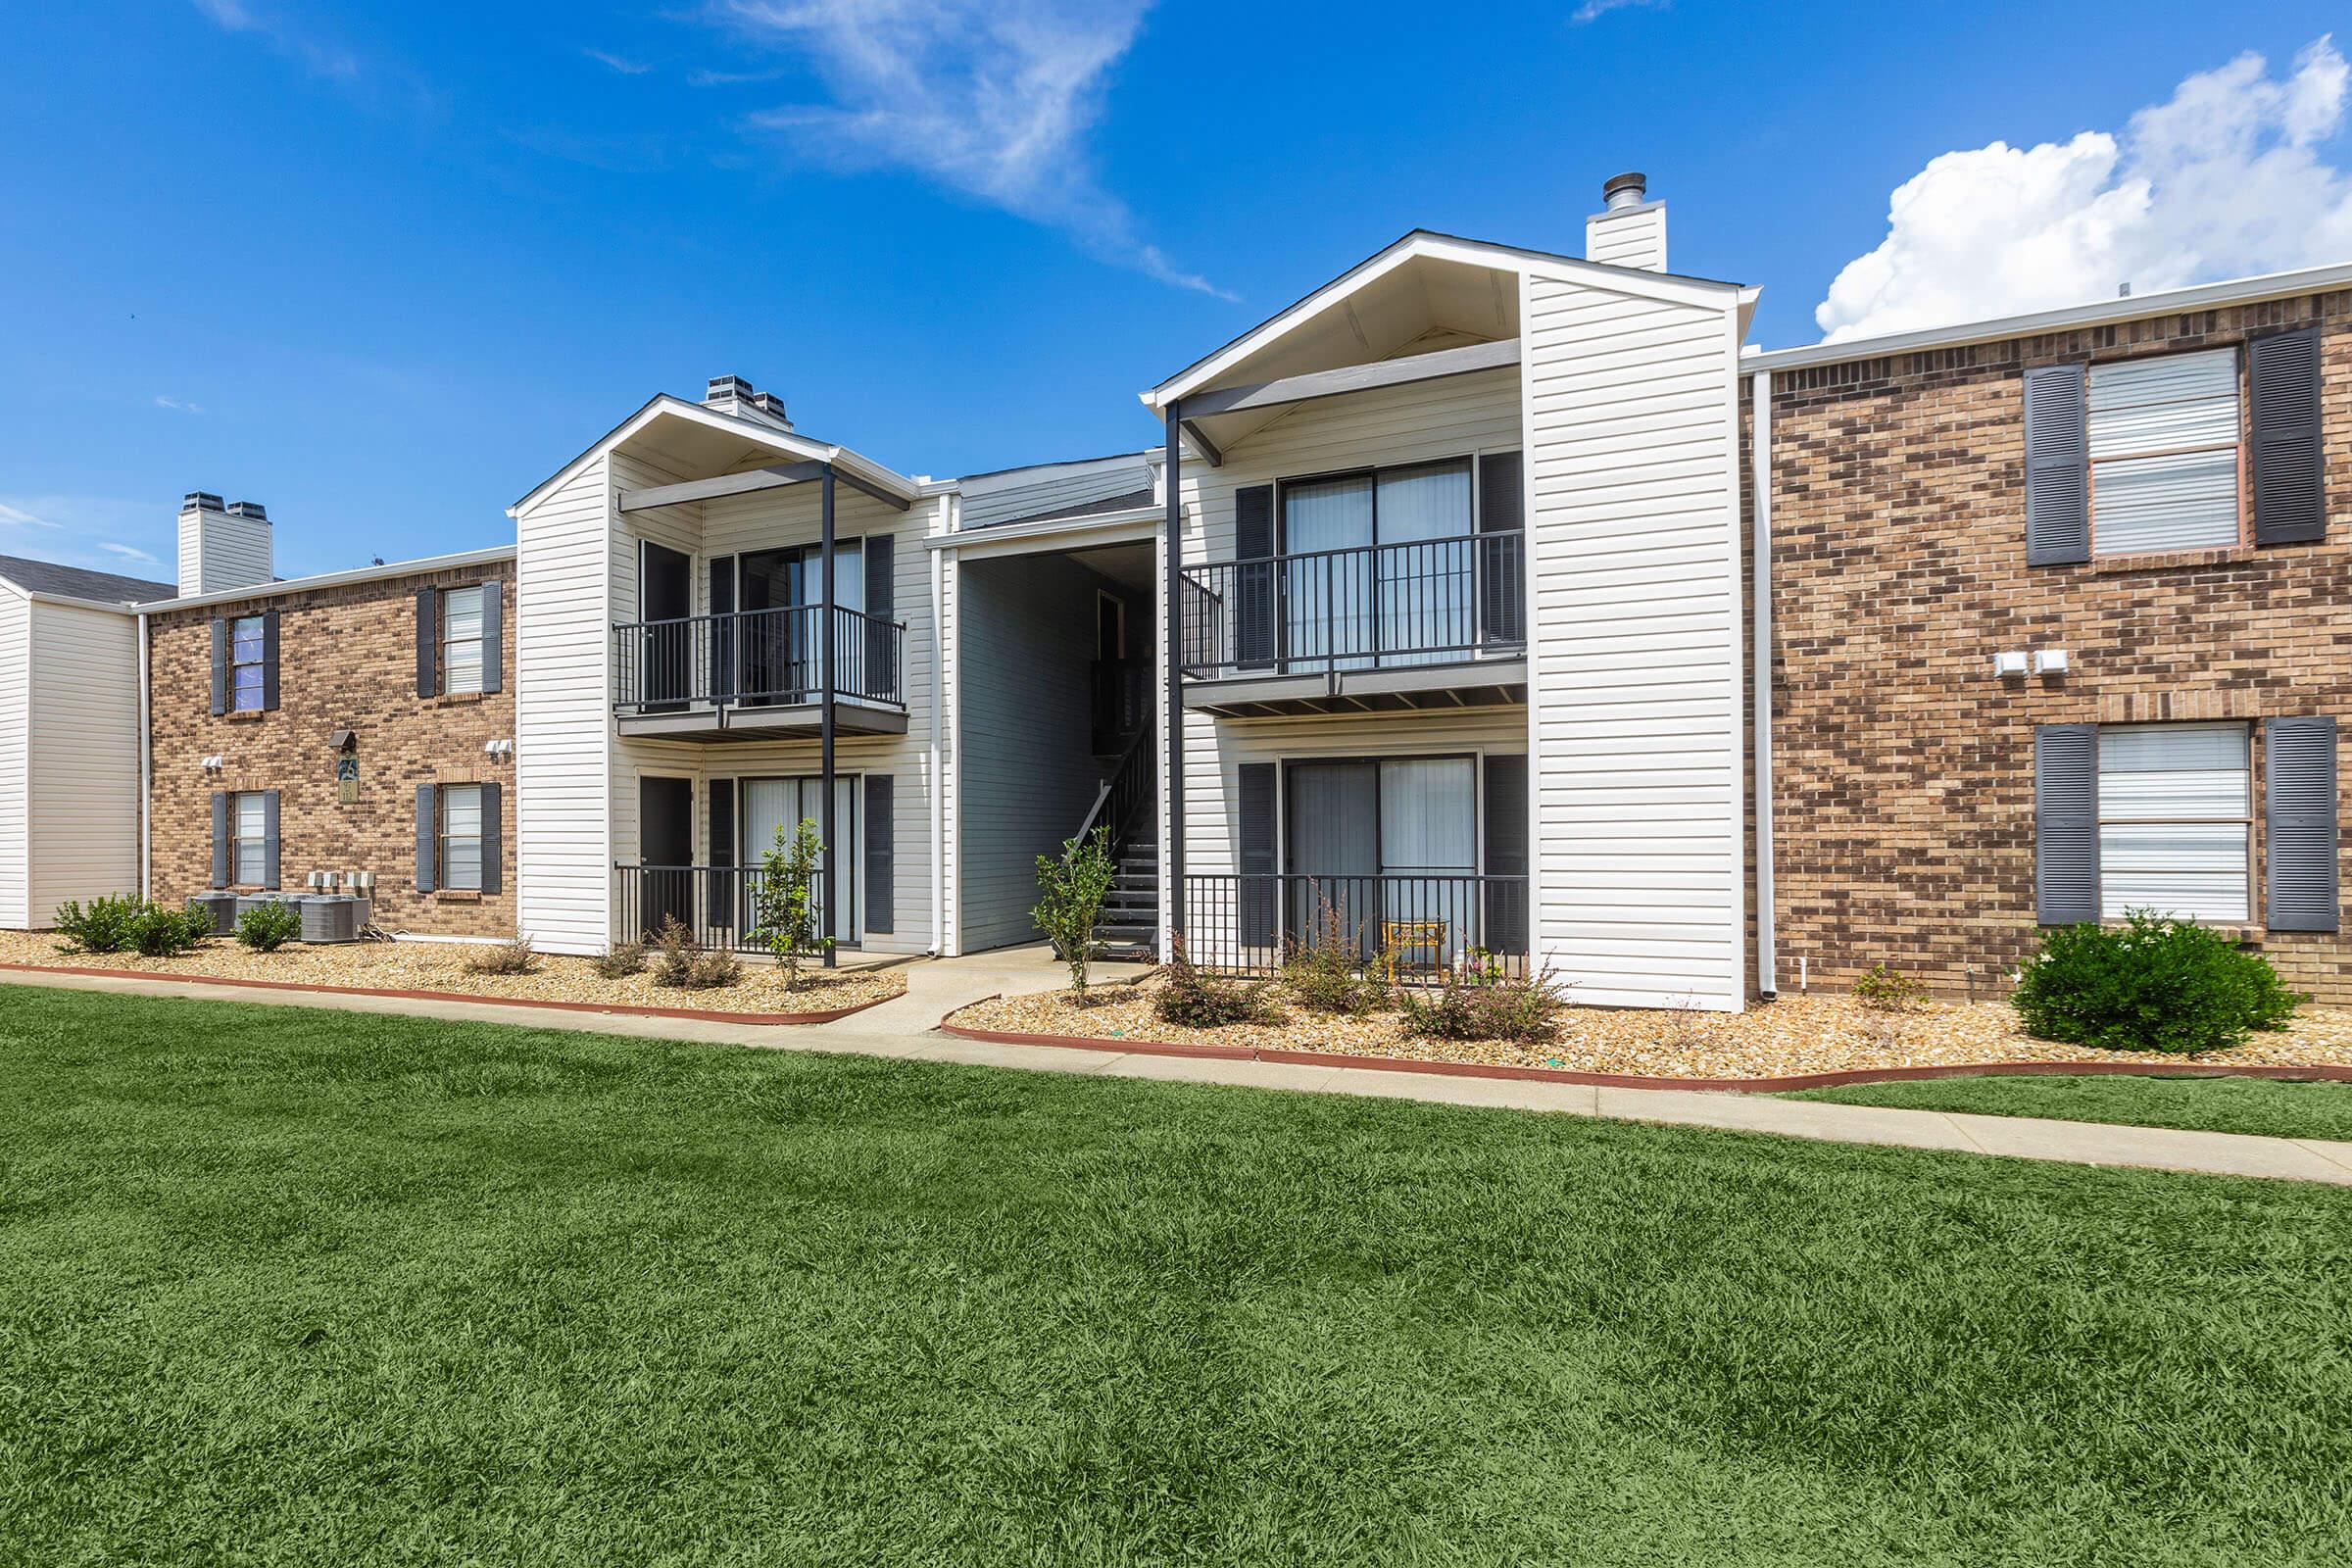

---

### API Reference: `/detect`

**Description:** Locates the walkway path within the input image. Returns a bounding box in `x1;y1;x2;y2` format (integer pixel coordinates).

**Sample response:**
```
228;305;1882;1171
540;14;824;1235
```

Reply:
12;953;2352;1187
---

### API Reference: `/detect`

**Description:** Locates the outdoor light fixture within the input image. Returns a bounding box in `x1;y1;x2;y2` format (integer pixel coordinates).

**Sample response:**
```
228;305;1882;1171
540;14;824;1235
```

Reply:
201;755;224;771
2033;649;2070;675
485;738;514;758
1992;651;2030;678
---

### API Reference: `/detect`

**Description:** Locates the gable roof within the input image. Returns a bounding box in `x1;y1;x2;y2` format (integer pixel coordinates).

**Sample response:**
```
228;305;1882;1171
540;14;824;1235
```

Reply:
510;394;922;515
0;554;175;605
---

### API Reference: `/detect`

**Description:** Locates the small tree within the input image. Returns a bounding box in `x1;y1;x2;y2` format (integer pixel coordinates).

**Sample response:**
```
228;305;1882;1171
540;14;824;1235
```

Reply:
1033;827;1117;993
751;817;830;989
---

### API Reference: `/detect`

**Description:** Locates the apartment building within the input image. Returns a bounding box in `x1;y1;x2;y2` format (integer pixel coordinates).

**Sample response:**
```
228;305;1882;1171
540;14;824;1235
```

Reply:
1746;269;2350;1002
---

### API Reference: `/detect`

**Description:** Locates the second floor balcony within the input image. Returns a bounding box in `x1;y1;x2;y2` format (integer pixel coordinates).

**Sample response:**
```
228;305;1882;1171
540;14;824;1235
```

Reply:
1178;530;1527;716
612;604;908;741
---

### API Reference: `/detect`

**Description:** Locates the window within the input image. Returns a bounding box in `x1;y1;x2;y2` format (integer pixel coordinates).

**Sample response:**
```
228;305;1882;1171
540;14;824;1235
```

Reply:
232;791;269;884
2097;723;2250;922
439;784;483;892
741;775;859;942
228;614;267;712
440;585;486;695
2089;349;2243;556
1284;756;1480;960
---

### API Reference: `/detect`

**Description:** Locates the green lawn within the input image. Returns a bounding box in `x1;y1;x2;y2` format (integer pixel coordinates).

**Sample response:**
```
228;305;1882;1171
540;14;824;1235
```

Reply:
4;985;2349;1567
1787;1072;2352;1145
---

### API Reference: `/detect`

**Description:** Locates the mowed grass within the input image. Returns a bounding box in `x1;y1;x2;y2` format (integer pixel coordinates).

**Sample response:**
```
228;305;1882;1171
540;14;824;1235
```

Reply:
3;986;2350;1567
1788;1072;2352;1145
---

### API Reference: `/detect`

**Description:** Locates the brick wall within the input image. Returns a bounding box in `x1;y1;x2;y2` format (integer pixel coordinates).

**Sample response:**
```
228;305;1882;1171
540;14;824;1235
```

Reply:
148;560;517;938
1759;289;2352;1004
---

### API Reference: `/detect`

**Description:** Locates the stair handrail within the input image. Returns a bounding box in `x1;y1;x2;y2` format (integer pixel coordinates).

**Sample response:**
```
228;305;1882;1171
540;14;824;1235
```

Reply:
1069;724;1153;861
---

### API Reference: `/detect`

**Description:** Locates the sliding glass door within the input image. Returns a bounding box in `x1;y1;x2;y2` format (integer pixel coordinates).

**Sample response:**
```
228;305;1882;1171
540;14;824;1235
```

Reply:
736;542;863;704
1283;757;1477;964
740;774;860;943
1280;460;1472;673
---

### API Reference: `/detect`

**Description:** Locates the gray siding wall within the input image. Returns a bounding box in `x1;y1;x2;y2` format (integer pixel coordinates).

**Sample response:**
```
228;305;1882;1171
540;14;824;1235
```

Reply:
958;459;1152;530
956;554;1129;951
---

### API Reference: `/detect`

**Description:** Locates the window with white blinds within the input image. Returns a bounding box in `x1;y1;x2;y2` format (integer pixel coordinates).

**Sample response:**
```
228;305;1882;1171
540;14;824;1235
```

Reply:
440;783;483;892
232;791;269;885
440;585;486;695
2097;723;2250;921
2087;348;2242;556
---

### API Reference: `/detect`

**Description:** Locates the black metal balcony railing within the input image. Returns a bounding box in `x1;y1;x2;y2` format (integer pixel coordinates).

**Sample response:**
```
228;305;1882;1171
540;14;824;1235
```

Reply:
1181;873;1530;979
613;605;906;716
614;863;842;955
1178;531;1524;681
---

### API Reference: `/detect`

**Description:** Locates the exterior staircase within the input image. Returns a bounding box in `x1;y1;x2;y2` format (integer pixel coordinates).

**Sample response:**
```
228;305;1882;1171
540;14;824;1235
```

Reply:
1072;723;1158;963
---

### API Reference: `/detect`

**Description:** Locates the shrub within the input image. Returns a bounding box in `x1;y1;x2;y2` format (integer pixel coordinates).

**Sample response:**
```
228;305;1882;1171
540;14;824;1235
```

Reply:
464;936;539;976
1851;962;1929;1011
687;949;742;991
1033;826;1117;993
646;917;739;990
126;904;214;958
53;895;144;955
234;902;303;953
592;941;647;979
2012;911;2303;1054
1281;903;1380;1015
749;818;829;990
1400;966;1570;1044
1154;941;1281;1029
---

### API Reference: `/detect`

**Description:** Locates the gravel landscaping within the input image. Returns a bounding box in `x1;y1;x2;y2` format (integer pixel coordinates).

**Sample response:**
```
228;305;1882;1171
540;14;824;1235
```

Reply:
948;972;2352;1081
0;930;906;1016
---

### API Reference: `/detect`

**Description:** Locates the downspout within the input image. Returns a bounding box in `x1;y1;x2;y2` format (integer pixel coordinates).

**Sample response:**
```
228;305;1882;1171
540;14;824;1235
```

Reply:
137;611;152;900
928;495;948;956
1162;404;1184;957
1750;369;1778;998
819;463;837;968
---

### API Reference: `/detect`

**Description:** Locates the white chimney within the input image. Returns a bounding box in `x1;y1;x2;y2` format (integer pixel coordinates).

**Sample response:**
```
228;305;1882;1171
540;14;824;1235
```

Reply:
176;493;273;596
1586;172;1667;272
704;374;793;431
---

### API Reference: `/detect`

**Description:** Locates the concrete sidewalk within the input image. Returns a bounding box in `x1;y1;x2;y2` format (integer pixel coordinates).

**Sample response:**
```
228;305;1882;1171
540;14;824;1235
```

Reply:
12;956;2352;1188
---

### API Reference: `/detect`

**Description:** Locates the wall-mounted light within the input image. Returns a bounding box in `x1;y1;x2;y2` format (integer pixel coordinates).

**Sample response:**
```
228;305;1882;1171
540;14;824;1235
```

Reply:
2033;649;2070;675
201;755;224;772
1992;651;2030;678
485;738;514;758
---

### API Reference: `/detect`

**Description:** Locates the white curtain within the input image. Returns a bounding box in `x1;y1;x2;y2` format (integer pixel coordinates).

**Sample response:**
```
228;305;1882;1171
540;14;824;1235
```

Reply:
1378;757;1476;963
1283;476;1371;670
740;775;860;941
1375;462;1473;666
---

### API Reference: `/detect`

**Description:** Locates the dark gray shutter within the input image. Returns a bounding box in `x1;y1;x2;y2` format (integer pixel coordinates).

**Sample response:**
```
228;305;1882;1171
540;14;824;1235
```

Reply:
211;792;229;886
416;586;438;698
260;790;280;891
1238;761;1277;948
1234;485;1276;671
2250;327;2326;546
210;619;227;715
2034;724;2098;924
2265;715;2338;932
1478;452;1525;646
479;782;503;896
480;582;504;695
863;533;897;699
708;776;736;933
2024;364;2090;565
261;609;281;711
415;783;438;894
708;557;736;701
1482;754;1530;956
864;772;895;935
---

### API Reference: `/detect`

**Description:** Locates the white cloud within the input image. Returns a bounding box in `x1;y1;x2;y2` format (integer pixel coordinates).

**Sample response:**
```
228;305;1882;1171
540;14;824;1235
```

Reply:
1817;36;2352;340
1572;0;1666;24
154;395;204;414
585;48;652;74
100;542;165;565
709;0;1229;298
0;495;174;575
189;0;360;79
0;501;61;530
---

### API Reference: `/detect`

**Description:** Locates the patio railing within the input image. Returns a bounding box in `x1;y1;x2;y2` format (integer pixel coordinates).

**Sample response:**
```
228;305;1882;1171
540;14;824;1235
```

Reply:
613;604;906;715
1180;872;1530;978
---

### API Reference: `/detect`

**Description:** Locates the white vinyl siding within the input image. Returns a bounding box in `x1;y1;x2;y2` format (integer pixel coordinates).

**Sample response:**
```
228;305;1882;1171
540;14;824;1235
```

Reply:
0;589;29;926
2088;349;2241;556
441;585;486;695
2097;723;2251;922
515;454;614;954
24;600;141;924
1522;270;1746;1010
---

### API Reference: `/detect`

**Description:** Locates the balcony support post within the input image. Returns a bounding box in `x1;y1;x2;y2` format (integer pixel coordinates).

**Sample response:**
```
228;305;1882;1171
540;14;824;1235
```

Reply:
1164;402;1184;956
820;462;838;967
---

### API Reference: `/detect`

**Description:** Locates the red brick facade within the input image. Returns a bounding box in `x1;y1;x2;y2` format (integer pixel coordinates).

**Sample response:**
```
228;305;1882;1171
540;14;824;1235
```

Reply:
147;559;516;938
1758;289;2352;1003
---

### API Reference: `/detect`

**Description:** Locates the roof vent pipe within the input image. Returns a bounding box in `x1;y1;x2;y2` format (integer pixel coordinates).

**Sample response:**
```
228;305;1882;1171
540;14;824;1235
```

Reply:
1601;172;1648;211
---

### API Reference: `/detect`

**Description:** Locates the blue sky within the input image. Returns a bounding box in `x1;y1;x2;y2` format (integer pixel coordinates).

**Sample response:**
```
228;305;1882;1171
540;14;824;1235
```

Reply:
2;2;2347;578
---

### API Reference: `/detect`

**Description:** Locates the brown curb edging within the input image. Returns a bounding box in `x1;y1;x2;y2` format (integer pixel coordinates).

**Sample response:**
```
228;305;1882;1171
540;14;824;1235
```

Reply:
937;1011;2352;1093
0;962;896;1027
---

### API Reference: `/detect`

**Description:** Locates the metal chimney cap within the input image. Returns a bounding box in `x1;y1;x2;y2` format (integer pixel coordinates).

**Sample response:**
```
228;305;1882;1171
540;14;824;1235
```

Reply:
181;491;225;513
706;374;753;402
226;500;270;521
1601;171;1649;210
